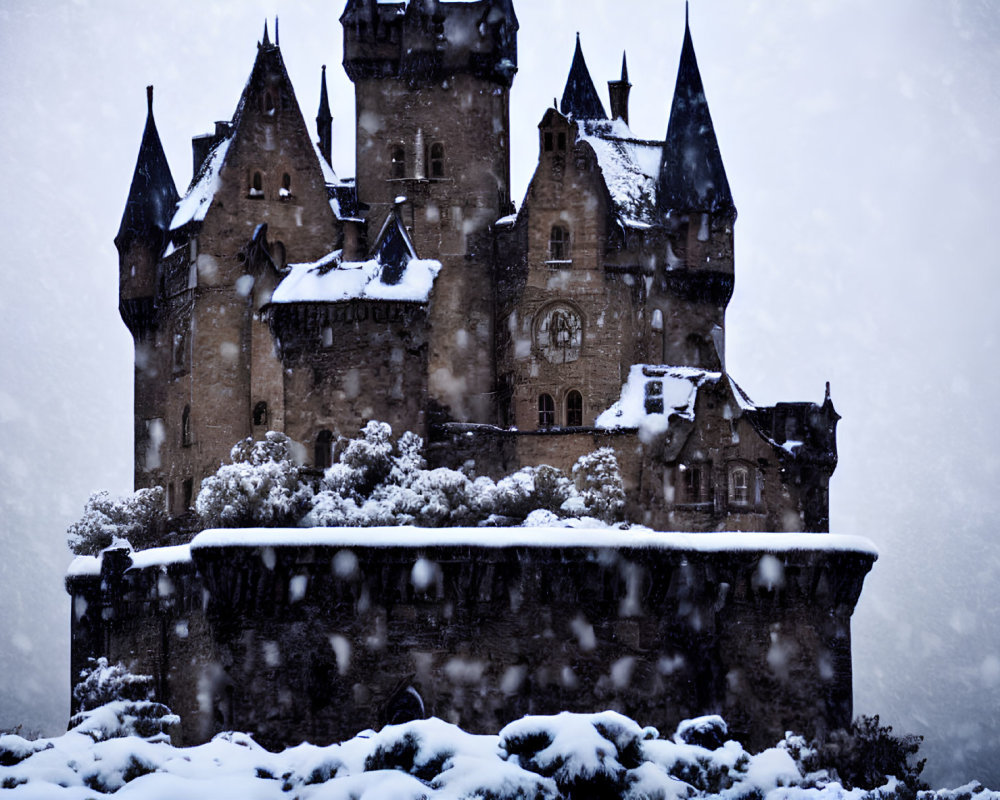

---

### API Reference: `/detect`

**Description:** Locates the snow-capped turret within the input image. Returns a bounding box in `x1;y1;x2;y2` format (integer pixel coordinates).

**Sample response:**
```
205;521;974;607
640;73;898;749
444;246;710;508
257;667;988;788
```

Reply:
116;86;178;255
559;34;607;121
116;86;179;339
657;10;734;216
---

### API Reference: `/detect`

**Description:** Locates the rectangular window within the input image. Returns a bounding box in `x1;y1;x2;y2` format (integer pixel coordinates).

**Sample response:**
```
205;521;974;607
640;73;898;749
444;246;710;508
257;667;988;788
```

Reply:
557;131;567;151
644;380;664;414
544;131;553;152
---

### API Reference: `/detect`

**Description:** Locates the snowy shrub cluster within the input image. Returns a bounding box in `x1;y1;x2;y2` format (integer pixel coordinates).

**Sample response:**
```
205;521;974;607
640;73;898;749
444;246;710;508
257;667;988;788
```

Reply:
66;487;165;556
200;421;627;532
67;658;179;744
195;432;312;528
1;705;983;800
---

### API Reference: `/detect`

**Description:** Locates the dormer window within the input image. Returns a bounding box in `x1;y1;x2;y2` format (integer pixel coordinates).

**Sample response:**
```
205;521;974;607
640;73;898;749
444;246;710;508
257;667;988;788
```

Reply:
279;173;292;199
544;131;553;152
429;143;445;178
250;171;264;198
390;146;406;179
557;131;567;151
549;225;569;261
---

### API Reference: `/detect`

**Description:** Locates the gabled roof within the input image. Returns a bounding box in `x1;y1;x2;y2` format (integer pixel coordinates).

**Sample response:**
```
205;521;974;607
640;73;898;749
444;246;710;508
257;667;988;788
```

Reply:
559;34;607;121
657;14;734;216
116;87;179;249
373;207;418;285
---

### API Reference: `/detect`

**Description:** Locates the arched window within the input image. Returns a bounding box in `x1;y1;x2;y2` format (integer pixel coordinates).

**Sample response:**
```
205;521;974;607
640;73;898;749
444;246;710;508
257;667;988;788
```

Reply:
280;173;292;198
728;464;751;507
315;429;334;469
253;401;268;427
549;225;569;261
182;405;192;447
565;390;583;427
429;142;445;178
250;171;264;198
538;394;555;429
262;90;276;116
390;146;406;179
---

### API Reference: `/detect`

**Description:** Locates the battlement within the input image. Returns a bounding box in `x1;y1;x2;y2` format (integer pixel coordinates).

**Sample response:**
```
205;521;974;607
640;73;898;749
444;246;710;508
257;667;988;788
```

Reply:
68;530;876;751
341;0;518;87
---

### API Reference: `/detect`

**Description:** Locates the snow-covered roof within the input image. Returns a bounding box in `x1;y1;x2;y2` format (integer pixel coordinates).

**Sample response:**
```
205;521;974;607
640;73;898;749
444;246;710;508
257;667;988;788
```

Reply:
577;119;663;227
270;252;441;304
189;527;878;556
596;364;721;435
169;137;231;231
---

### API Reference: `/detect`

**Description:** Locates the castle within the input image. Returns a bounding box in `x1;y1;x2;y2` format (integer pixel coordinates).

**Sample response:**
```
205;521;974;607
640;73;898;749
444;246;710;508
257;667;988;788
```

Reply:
69;1;876;750
116;1;839;533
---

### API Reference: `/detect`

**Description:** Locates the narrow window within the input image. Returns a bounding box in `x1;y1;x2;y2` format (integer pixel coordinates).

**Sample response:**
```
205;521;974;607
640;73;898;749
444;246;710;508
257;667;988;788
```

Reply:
390;146;406;179
644;380;664;414
263;91;276;116
549;226;568;261
679;464;706;505
253;401;269;427
182;478;193;512
250;171;264;198
429;143;445;178
729;465;751;507
538;394;555;429
182;405;192;447
557;131;567;151
566;390;583;427
172;331;186;373
543;131;553;152
280;173;292;198
315;429;334;469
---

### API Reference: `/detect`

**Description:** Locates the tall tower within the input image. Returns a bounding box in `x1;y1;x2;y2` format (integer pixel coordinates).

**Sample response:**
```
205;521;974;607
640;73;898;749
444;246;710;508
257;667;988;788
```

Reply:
341;0;518;422
654;12;736;371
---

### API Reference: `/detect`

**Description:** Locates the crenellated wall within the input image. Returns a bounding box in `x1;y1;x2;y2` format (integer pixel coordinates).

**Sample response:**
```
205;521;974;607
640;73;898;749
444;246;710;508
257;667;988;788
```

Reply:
68;531;875;752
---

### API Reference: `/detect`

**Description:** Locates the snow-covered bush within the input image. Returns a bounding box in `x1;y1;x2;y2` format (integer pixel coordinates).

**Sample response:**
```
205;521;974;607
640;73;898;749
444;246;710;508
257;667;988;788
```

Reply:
66;487;165;555
573;448;626;523
196;431;312;528
67;658;178;743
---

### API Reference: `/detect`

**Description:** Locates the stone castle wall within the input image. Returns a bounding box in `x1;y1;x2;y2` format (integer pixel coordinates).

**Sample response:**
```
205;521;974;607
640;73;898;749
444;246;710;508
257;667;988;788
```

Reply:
68;534;875;752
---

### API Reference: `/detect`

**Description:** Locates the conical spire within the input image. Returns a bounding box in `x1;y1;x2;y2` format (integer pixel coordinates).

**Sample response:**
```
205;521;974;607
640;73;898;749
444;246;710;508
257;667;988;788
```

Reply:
115;86;179;250
657;12;734;215
608;50;632;124
621;52;629;84
559;33;607;121
317;65;333;166
262;19;271;48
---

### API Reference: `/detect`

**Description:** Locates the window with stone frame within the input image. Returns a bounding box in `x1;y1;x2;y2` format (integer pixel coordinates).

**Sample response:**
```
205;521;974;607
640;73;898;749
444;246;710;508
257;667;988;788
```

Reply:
253;401;269;427
677;462;710;506
549;225;569;261
565;390;583;427
172;330;187;374
429;142;445;178
538;394;555;429
279;172;292;199
250;171;264;198
315;429;334;469
390;145;406;179
728;463;752;508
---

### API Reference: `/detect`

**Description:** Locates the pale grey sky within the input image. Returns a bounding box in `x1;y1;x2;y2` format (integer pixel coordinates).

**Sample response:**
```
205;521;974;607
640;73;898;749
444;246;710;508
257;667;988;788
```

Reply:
1;0;998;786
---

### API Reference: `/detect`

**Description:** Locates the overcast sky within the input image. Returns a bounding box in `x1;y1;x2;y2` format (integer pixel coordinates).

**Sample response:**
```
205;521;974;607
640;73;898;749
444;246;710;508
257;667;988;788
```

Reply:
1;0;999;787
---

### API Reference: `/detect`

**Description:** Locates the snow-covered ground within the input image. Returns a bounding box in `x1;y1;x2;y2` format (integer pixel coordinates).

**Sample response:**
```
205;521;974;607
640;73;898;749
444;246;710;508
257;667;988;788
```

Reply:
5;707;991;799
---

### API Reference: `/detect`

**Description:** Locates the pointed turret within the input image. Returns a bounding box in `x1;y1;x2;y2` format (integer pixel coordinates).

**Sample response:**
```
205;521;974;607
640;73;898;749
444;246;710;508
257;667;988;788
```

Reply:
115;86;179;253
262;19;271;49
657;12;734;215
317;65;333;167
608;51;632;125
559;34;607;120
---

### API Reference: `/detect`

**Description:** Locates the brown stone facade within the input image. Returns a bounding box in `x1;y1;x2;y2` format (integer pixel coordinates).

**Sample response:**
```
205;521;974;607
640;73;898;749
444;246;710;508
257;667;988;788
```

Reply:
68;537;875;750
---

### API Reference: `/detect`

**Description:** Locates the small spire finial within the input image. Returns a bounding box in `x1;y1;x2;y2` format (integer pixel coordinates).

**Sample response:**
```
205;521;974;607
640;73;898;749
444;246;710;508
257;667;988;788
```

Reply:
146;85;154;114
621;51;629;84
275;15;279;46
686;1;690;28
825;381;832;402
263;19;271;47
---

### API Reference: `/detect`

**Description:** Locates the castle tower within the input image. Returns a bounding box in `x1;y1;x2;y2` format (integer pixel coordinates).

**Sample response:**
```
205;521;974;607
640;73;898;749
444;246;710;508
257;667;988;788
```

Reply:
341;0;518;422
654;11;736;371
124;26;341;514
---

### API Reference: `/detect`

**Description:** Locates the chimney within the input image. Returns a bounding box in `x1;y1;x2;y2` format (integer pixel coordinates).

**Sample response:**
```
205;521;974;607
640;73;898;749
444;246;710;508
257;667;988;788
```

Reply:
608;51;632;125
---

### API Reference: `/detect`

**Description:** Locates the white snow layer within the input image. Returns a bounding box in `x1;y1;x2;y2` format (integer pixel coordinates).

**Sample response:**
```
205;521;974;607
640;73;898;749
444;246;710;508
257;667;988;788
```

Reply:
577;119;663;226
1;709;973;798
270;255;441;304
596;364;721;433
170;137;232;231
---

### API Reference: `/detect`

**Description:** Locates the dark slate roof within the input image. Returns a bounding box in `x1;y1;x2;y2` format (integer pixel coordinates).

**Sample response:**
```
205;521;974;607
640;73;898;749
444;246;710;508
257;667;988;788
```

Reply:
317;65;332;126
116;87;179;249
559;34;607;121
657;16;735;215
374;208;418;285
